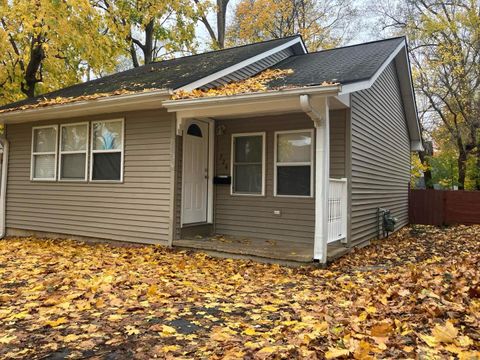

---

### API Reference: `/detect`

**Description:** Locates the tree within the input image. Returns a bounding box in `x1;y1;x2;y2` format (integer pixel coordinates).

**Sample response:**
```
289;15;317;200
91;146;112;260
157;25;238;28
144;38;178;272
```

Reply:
97;0;198;67
192;0;231;49
0;0;122;104
227;0;358;51
373;0;480;190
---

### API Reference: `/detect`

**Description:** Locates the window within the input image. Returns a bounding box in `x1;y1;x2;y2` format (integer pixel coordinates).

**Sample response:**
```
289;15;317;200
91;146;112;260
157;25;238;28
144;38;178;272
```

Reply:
275;130;314;197
90;119;124;181
231;133;265;195
59;122;88;181
31;125;58;180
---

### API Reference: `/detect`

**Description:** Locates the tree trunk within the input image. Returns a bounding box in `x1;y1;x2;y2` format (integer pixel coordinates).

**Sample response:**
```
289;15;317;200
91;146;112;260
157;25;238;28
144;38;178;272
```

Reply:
418;146;433;189
21;40;45;98
216;0;229;48
476;150;480;190
143;20;155;64
457;149;467;190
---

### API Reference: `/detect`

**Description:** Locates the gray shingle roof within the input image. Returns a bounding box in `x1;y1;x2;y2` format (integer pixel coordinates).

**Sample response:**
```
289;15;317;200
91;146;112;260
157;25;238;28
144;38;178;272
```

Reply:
0;36;300;111
266;37;405;88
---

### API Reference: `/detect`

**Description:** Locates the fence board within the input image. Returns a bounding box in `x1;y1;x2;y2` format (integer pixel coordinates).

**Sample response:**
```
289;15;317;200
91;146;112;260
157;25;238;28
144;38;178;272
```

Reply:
409;189;480;225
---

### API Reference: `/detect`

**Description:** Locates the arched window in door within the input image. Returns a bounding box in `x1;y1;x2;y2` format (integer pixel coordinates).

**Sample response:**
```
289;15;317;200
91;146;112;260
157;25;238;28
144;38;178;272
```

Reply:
187;124;203;137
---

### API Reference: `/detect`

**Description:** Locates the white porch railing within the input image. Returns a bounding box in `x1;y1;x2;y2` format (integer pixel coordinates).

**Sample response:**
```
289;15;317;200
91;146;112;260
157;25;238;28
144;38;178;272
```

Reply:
328;178;348;243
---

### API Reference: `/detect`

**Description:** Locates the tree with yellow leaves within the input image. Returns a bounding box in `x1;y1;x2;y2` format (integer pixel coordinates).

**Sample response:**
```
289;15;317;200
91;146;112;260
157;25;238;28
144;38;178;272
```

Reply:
227;0;359;51
374;0;480;190
96;0;198;67
0;0;123;104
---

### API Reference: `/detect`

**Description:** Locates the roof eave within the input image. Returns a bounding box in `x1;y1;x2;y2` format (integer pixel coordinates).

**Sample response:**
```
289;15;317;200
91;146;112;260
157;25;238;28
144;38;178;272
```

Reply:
0;89;172;124
163;84;341;112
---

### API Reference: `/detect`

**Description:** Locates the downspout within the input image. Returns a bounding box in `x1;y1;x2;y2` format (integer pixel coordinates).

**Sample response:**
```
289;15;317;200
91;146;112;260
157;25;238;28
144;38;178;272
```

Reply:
0;135;9;239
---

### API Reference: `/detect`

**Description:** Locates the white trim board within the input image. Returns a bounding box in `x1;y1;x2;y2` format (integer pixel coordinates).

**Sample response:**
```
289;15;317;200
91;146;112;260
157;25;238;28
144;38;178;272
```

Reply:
178;37;307;92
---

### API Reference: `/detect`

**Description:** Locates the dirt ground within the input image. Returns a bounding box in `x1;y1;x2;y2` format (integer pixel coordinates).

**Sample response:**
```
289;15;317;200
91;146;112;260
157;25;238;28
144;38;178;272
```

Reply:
0;225;479;359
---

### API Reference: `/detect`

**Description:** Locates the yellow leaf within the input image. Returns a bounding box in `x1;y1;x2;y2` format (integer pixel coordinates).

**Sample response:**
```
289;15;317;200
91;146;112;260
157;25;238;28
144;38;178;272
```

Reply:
125;325;140;335
419;334;437;347
63;334;80;342
0;335;16;344
160;325;177;337
457;335;473;347
325;348;350;359
243;328;257;336
432;321;458;343
107;314;123;322
45;317;68;327
257;346;277;354
147;284;158;297
366;306;377;314
162;345;179;353
261;305;278;312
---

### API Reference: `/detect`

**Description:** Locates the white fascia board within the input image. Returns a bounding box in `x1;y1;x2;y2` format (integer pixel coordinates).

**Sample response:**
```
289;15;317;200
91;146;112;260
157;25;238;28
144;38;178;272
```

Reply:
163;84;341;113
0;89;172;124
178;37;307;92
339;41;406;95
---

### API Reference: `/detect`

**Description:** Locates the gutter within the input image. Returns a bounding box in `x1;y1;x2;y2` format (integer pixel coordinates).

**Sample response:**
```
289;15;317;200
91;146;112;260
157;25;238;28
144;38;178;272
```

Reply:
0;89;172;124
0;135;9;239
163;84;341;111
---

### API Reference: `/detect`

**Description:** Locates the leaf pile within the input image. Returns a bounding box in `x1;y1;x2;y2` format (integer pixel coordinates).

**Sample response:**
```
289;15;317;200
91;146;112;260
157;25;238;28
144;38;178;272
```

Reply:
0;225;479;359
173;69;299;99
0;88;168;114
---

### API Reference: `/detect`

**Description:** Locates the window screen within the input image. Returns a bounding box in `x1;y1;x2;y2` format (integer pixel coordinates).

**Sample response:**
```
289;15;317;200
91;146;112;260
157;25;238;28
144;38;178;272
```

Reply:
275;130;313;196
60;123;88;180
232;134;264;194
31;126;57;180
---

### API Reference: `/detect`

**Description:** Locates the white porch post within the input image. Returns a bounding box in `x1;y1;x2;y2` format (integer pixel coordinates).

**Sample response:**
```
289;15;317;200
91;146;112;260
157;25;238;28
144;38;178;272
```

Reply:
300;95;330;264
314;98;330;263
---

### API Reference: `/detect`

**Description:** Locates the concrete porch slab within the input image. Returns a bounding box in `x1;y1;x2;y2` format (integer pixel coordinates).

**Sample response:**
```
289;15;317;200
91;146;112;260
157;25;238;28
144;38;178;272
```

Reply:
174;234;351;265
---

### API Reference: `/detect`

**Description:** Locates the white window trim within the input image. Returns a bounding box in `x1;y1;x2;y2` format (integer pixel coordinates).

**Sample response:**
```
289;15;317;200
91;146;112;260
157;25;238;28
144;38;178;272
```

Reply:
274;129;314;198
31;124;58;181
59;122;89;182
89;118;125;183
230;132;266;196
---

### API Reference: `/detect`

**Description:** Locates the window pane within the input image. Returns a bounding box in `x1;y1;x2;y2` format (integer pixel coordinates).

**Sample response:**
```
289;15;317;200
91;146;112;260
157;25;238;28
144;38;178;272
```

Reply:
277;166;311;196
33;154;55;179
277;132;311;163
93;121;122;150
62;124;87;151
33;127;56;152
235;136;262;163
61;153;86;180
234;164;262;193
92;152;121;180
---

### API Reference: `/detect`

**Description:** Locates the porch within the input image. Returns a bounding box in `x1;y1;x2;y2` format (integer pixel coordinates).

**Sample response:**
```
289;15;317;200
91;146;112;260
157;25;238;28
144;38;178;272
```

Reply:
166;91;351;264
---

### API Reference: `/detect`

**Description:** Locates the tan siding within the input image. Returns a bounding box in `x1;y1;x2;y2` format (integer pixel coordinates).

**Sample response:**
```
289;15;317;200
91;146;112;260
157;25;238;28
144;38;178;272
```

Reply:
6;109;175;245
350;62;411;246
210;111;346;244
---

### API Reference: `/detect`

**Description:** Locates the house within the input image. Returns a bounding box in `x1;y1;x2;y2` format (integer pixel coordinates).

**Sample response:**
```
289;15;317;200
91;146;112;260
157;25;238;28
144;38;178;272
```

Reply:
0;35;422;264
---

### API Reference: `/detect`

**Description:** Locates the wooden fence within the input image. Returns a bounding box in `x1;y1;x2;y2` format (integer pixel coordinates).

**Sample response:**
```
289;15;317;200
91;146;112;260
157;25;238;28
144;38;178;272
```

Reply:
409;189;480;225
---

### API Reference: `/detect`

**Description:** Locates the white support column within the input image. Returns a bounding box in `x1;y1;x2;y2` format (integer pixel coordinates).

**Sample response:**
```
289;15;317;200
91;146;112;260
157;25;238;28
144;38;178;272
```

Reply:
300;95;330;264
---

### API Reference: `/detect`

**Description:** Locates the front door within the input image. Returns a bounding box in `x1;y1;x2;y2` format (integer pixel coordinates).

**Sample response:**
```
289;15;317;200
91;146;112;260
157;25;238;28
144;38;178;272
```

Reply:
182;120;209;224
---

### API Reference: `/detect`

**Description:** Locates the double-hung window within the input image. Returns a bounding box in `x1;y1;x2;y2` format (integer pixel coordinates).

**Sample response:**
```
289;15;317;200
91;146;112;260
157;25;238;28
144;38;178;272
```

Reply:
31;125;58;181
231;133;265;195
59;122;89;181
90;119;124;181
274;129;314;197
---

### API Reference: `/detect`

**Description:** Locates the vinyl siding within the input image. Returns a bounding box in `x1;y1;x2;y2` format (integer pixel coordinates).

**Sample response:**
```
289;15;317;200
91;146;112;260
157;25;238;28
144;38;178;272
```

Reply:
211;111;346;244
6;109;175;245
350;62;411;246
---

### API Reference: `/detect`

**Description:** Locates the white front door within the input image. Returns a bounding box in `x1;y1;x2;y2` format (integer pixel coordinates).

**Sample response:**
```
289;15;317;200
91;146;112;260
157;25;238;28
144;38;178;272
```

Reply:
182;120;209;224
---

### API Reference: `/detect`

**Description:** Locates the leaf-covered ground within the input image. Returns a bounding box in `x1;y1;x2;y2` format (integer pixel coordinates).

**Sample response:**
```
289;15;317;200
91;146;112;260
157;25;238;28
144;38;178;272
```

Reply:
0;226;479;359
